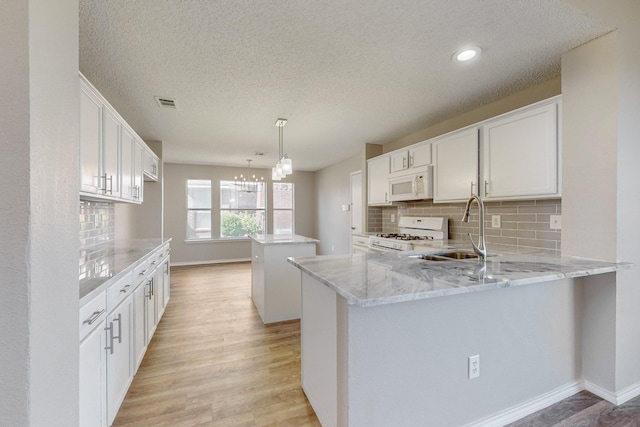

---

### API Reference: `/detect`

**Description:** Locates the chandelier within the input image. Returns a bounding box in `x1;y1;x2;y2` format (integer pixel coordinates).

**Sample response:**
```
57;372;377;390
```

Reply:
272;118;292;181
235;160;264;193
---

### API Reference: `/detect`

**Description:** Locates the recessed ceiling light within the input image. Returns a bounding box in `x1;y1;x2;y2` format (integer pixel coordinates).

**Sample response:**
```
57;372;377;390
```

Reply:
453;47;481;62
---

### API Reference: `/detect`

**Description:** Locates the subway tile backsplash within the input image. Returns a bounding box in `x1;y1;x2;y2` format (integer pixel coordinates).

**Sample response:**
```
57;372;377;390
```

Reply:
369;198;562;251
79;200;115;281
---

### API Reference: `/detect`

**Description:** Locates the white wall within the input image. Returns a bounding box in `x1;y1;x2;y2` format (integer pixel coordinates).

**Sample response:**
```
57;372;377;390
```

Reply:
562;0;640;400
314;153;363;255
0;1;80;425
164;162;316;264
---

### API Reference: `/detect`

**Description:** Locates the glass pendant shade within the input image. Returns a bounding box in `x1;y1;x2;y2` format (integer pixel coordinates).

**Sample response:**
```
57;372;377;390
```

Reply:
281;156;292;175
272;166;281;181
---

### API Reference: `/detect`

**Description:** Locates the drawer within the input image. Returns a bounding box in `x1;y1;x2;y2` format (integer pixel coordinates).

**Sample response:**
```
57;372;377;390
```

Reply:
107;271;134;311
352;235;369;246
79;291;107;342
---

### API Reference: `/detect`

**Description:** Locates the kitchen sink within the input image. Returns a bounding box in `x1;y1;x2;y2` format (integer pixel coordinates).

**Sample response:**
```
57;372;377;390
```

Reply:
410;250;492;262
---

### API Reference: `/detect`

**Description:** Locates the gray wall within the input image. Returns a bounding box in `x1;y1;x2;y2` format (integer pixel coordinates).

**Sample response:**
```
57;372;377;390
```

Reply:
315;153;363;255
0;1;80;425
164;162;316;264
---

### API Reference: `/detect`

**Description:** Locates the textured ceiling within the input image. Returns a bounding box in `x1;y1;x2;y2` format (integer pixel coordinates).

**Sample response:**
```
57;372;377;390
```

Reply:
79;0;609;171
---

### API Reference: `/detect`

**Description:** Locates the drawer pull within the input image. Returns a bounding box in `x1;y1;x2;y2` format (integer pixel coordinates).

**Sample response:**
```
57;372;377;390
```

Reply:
83;309;105;325
119;284;131;293
139;269;148;276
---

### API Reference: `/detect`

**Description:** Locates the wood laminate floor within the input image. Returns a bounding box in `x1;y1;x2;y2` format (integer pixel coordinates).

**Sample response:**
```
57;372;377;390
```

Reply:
113;262;320;427
114;262;640;427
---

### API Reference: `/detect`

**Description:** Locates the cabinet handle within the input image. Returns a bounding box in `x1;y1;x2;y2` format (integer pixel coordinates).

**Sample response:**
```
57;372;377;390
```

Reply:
409;154;414;168
403;157;407;169
119;284;131;293
105;175;113;195
83;309;105;325
96;174;107;191
112;313;122;345
151;260;157;265
484;180;489;197
139;269;148;276
385;192;388;203
104;322;114;355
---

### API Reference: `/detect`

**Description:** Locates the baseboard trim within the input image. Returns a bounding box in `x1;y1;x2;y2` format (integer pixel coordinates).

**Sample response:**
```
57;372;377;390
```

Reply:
465;381;584;427
585;380;640;405
170;258;251;266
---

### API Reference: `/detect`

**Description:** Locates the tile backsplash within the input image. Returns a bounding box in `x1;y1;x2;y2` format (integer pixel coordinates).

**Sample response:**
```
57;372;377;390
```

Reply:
369;198;562;251
79;200;115;281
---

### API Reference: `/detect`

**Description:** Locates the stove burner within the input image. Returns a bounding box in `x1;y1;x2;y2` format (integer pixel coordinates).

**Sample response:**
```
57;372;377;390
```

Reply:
375;233;434;241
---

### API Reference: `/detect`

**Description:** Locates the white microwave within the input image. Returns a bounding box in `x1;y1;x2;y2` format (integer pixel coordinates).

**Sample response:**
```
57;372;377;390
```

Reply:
388;166;433;201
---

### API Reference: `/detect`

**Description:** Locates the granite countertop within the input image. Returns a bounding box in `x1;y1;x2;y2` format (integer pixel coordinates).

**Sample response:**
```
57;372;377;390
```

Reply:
250;234;319;245
79;238;171;303
288;243;633;307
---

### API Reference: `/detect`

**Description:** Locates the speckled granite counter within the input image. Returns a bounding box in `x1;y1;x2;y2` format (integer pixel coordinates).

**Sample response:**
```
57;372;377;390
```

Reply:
288;244;633;307
79;238;171;304
250;234;319;245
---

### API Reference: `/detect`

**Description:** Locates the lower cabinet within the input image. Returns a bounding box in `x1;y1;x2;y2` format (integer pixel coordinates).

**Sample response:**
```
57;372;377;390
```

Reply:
106;297;133;426
80;243;171;426
79;319;107;427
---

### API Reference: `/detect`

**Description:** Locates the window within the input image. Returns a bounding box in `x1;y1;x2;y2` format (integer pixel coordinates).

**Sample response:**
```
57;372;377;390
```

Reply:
273;183;294;235
186;179;212;240
220;180;266;238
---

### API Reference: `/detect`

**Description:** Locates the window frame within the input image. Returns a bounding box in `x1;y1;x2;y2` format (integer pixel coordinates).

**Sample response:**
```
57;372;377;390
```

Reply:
272;182;295;235
186;179;212;241
219;179;267;239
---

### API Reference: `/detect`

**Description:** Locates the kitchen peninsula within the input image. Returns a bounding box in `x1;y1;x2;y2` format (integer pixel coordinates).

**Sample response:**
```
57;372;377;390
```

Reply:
288;248;632;426
250;234;318;324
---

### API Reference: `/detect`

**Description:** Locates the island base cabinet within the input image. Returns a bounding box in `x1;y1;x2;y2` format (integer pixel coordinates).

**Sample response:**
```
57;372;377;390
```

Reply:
300;273;581;427
79;321;107;427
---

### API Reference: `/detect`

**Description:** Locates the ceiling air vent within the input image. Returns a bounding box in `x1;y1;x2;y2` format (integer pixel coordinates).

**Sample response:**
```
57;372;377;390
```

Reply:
154;96;177;109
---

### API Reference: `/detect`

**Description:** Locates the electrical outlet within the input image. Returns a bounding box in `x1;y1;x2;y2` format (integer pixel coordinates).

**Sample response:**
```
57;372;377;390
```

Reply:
390;214;396;223
550;215;562;230
468;355;480;379
492;215;501;228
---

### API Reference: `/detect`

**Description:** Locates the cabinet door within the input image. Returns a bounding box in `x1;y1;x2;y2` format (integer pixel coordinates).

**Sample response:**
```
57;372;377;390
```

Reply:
143;148;159;181
120;128;135;201
80;84;103;194
481;102;559;200
367;155;391;205
132;282;147;372
433;128;479;203
106;298;133;426
389;151;409;174
154;265;165;320
409;143;432;168
159;259;170;316
79;321;107;427
102;109;120;198
133;141;145;202
145;277;158;343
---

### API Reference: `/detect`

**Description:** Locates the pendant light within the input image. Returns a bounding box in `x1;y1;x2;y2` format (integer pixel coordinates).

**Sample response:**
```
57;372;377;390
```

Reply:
273;118;292;180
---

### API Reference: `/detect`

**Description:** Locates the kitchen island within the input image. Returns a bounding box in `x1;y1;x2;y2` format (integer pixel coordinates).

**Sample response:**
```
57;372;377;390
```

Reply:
288;247;632;426
250;234;318;324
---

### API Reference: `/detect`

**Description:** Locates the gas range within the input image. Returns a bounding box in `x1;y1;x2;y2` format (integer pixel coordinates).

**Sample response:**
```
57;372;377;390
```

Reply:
368;217;448;252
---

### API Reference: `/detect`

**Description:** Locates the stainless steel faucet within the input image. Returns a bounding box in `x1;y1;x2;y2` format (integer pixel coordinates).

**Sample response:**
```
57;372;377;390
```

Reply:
461;194;487;261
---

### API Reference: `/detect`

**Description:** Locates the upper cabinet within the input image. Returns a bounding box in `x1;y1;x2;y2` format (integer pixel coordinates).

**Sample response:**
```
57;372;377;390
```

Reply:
433;127;479;203
389;142;432;176
79;72;153;204
143;148;159;182
367;154;392;206
480;100;560;200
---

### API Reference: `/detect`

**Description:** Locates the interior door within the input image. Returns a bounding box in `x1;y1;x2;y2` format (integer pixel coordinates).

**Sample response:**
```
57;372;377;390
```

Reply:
350;171;363;234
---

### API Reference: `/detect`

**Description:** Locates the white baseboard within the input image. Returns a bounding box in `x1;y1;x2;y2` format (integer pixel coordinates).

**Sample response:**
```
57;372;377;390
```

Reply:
585;379;640;405
465;381;584;427
170;258;251;266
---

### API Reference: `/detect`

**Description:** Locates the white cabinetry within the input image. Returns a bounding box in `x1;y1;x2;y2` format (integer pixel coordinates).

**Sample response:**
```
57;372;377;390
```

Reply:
352;234;370;254
481;100;560;200
106;296;133;426
144;148;159;181
433;127;479;203
367;155;391;205
79;72;149;204
389;142;432;175
79;292;108;427
80;82;103;195
80;242;171;426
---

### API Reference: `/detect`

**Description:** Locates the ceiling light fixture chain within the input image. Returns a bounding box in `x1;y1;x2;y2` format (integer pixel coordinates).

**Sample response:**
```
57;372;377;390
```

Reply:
272;118;292;181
